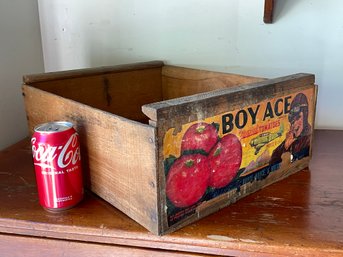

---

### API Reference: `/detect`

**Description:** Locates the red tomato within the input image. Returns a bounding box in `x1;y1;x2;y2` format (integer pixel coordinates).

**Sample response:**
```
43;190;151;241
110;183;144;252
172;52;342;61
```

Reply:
166;154;210;208
208;134;242;188
181;122;218;153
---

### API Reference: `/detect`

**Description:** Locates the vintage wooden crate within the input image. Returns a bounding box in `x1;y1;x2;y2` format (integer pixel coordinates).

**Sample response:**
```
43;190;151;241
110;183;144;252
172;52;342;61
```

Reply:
22;61;317;235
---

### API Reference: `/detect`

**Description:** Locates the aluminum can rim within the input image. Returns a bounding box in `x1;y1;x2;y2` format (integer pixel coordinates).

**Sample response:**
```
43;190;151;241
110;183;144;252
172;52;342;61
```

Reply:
34;121;74;134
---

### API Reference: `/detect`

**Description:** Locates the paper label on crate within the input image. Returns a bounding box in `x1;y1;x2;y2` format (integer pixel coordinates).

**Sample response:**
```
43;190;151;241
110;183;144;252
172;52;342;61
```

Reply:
163;88;315;226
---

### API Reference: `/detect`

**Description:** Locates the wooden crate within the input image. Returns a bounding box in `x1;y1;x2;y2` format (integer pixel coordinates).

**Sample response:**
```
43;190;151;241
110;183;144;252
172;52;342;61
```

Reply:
22;61;317;235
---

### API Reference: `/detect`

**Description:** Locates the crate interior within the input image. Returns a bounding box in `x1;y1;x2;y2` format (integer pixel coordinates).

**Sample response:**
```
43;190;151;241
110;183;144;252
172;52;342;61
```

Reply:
26;64;263;124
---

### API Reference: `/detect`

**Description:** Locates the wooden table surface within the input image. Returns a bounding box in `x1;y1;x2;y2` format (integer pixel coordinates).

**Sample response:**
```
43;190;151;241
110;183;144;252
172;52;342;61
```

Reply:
0;130;342;257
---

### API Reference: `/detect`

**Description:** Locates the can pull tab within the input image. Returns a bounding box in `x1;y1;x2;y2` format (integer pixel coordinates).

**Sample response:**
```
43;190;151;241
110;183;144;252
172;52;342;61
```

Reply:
47;125;60;131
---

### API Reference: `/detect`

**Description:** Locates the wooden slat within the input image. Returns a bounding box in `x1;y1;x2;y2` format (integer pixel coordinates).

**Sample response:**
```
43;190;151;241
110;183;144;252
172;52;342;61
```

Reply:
161;65;265;100
23;60;164;84
22;85;159;234
143;73;315;123
0;234;214;257
25;67;163;123
264;0;275;24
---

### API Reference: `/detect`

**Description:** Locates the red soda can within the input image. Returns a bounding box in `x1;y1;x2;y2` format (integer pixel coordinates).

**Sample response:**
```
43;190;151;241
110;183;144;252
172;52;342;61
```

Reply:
31;121;84;211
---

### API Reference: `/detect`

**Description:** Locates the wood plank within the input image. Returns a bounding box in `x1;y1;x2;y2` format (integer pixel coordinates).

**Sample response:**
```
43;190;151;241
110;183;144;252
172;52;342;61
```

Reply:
264;0;275;24
161;65;266;100
143;73;315;123
23;60;164;84
0;130;342;256
0;234;215;257
22;85;159;234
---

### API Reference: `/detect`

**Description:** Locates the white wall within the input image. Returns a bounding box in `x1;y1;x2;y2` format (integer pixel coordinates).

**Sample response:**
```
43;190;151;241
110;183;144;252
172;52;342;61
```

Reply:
0;1;44;150
38;0;343;129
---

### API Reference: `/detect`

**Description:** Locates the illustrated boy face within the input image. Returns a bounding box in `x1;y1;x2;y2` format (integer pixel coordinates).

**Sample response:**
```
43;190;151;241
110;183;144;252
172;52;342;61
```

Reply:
291;111;304;138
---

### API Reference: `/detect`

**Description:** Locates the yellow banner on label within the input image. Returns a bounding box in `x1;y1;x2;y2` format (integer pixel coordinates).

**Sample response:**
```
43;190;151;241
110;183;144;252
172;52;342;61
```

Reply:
163;88;315;174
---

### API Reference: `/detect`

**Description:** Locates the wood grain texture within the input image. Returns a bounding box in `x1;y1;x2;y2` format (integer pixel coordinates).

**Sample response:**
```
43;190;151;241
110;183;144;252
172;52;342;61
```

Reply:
264;0;275;24
23;60;164;84
22;62;269;235
26;67;162;123
142;73;315;123
22;85;159;234
22;62;167;233
161;65;265;100
0;234;215;257
22;64;317;235
0;130;342;256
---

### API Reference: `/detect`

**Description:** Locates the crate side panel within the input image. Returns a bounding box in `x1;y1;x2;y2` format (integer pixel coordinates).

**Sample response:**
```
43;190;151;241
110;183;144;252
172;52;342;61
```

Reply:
23;85;159;233
161;65;266;100
30;67;163;123
143;73;315;122
149;74;317;234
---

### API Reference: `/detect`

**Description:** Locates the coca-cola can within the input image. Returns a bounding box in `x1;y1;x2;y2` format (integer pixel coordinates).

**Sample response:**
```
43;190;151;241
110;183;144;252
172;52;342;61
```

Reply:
31;121;84;211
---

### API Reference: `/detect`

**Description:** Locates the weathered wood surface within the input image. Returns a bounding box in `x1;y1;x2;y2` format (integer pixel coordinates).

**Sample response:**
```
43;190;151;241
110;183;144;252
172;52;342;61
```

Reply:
0;234;215;257
161;65;265;100
264;0;275;24
0;130;342;256
21;61;269;235
22;85;159;233
143;73;315;123
143;73;316;234
24;66;163;123
23;60;164;84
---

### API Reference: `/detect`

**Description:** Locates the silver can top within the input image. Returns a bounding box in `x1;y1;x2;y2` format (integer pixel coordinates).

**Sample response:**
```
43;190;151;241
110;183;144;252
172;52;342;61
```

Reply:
34;121;74;133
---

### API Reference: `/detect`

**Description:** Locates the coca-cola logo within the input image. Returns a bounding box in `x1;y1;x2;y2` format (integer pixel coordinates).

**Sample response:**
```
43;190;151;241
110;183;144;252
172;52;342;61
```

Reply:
31;133;81;170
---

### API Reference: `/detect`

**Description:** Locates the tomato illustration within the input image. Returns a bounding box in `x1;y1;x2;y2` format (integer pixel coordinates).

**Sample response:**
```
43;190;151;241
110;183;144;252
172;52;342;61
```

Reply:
208;134;242;188
166;154;210;208
181;122;218;153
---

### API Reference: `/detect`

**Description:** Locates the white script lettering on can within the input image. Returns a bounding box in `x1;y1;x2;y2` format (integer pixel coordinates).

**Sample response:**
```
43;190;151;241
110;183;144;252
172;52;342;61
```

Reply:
31;133;81;170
